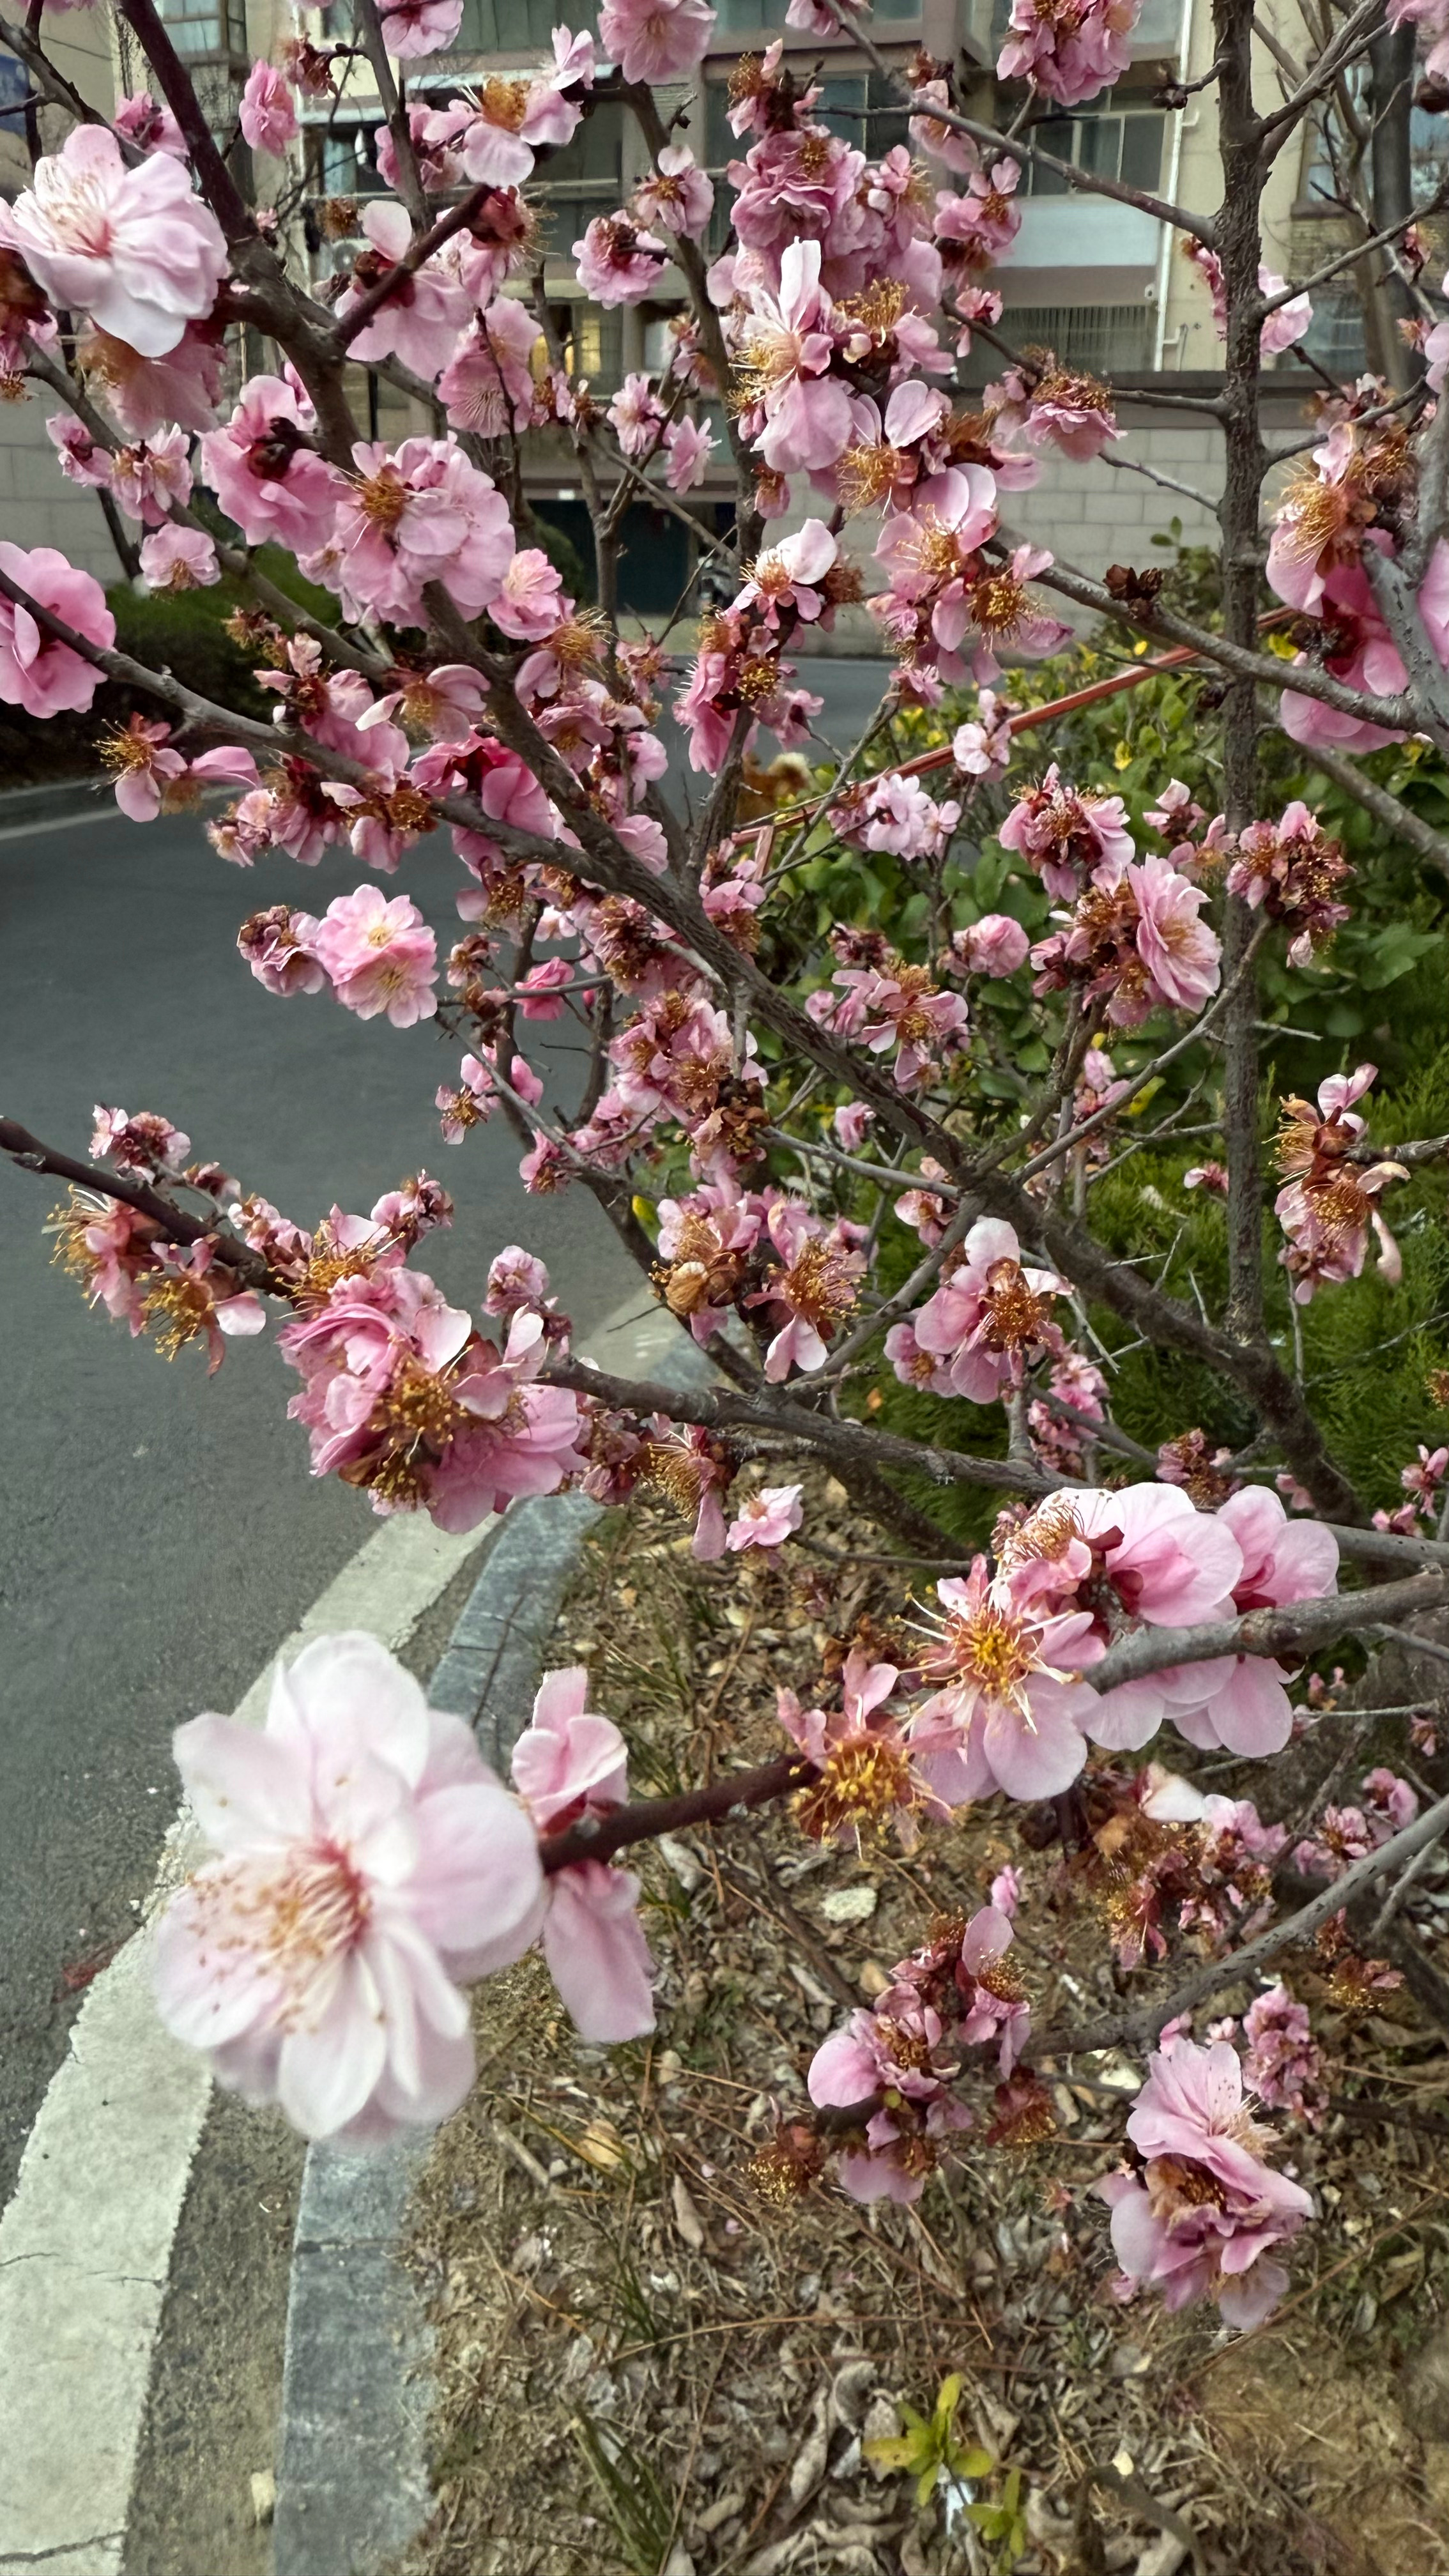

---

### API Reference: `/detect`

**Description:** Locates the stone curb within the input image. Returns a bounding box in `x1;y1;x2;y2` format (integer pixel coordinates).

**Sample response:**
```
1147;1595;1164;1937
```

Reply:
272;1330;710;2573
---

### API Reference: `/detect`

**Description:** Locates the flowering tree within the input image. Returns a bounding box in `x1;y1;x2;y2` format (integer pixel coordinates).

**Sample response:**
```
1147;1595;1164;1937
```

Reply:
7;0;1449;2342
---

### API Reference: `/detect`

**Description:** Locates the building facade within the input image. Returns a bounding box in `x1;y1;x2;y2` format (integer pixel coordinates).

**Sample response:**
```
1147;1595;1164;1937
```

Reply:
0;1;1427;592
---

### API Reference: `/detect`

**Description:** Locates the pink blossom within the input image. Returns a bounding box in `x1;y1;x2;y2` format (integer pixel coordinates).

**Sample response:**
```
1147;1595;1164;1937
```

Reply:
91;1103;190;1173
1274;1063;1405;1305
997;0;1141;104
1100;2038;1314;2329
734;241;853;477
46;411;112;490
328;438;514;625
635;144;714;240
358;661;486;746
484;1245;551;1316
113;92;188;158
0;542;114;717
153;1632;545;2140
598;0;715;84
111;426;192;525
378;0;464;55
201;376;346;553
1266;423;1367;616
0;125;226;360
952;689;1015;781
1128;856;1222;1011
1259;266;1313;356
1227;800;1354;965
314;885;439;1028
1218;1484;1339;1611
833;1103;874;1151
238;903;328;995
1243;1984;1328;2128
1362;1765;1419;1832
488;546;565;641
999;764;1133;899
139;524;218;590
339;201;470;378
832;771;961;862
512;1666;627;1829
908;75;977;174
955;914;1029;977
908;1216;1068;1402
438;298;541;437
436;1051;500;1141
726;1483;804;1551
573;216;668;308
240;61;298;156
664;416;716;493
103;713;189;820
934;164;1023;273
732;518;835;628
910;1559;1102;1803
77;319;224;438
606;372;665;458
873;466;1000;659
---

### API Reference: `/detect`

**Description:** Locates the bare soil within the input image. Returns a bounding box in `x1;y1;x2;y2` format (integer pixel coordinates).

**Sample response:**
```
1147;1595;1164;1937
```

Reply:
395;1485;1449;2576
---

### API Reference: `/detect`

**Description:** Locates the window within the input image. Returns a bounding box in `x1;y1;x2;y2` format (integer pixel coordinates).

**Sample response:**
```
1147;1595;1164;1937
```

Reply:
964;302;1155;380
1301;77;1449;211
533;99;625;248
715;0;916;26
550;304;624;390
1300;280;1368;376
1022;96;1166;195
0;50;27;134
155;0;247;56
307;124;387;199
451;0;595;49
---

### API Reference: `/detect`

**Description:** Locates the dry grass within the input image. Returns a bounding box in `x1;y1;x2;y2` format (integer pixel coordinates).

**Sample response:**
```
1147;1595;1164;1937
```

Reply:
396;1479;1449;2576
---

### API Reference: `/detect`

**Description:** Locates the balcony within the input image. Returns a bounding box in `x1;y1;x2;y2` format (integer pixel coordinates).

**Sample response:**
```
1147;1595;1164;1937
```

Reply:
1009;194;1161;269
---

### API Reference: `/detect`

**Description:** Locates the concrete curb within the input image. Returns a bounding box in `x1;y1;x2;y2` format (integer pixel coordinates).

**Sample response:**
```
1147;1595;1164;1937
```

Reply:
271;1489;602;2573
272;1323;711;2575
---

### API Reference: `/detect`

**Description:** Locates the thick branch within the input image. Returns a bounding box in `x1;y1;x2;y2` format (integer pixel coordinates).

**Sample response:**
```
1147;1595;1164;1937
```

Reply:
1086;1567;1449;1690
544;1357;1045;1501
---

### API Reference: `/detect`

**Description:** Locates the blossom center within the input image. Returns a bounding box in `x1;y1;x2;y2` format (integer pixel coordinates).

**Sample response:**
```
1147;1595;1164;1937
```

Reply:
480;74;530;130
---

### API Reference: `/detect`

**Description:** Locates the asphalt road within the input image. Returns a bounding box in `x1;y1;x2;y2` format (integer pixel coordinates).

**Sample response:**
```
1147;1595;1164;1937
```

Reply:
0;656;895;2204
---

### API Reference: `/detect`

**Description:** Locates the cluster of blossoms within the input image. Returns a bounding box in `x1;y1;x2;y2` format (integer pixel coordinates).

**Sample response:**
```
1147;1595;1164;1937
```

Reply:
1266;414;1449;753
1082;1764;1291;1970
1098;2037;1314;2329
999;769;1223;1028
1273;1064;1407;1303
1374;1440;1449;1537
1291;1765;1419;1878
11;0;1449;2379
804;1905;1027;2204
